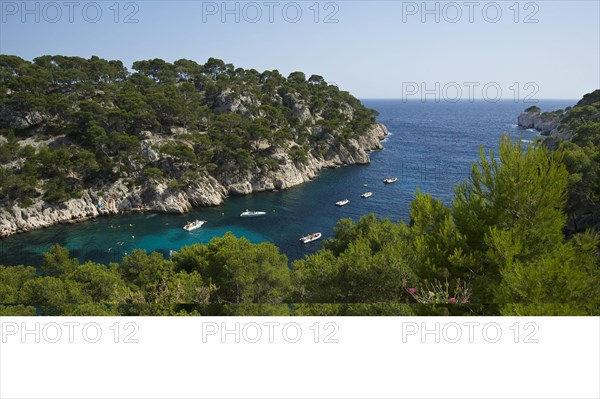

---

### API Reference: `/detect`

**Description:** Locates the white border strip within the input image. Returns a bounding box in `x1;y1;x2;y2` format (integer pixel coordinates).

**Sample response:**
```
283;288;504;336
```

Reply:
1;316;599;399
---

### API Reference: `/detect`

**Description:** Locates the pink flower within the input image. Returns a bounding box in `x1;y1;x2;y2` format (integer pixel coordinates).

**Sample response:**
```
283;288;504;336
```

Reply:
408;288;417;295
448;297;457;304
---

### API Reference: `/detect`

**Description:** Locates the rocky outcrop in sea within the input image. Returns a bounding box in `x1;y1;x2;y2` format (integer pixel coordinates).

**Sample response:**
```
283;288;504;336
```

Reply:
517;107;561;136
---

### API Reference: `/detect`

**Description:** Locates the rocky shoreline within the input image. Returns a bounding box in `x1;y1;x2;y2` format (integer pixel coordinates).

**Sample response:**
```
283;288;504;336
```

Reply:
517;107;561;135
0;123;388;238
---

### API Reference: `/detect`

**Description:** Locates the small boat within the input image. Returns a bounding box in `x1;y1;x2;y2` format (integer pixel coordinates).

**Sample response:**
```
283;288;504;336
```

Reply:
383;177;398;184
183;220;206;231
336;199;350;206
299;232;322;244
240;210;267;217
361;192;373;198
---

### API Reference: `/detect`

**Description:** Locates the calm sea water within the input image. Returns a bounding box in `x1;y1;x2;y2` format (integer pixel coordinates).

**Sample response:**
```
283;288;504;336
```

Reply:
0;99;575;266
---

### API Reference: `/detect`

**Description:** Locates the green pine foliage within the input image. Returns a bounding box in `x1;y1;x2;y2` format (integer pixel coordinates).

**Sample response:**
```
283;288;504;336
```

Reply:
537;90;600;231
0;233;292;316
0;55;378;206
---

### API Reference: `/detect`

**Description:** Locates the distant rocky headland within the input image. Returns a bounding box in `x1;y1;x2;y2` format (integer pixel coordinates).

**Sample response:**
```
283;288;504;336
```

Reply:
517;105;561;136
517;89;600;232
0;55;388;237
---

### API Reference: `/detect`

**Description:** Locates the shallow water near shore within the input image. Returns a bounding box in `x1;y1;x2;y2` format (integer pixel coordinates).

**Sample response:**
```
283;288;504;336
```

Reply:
0;99;574;266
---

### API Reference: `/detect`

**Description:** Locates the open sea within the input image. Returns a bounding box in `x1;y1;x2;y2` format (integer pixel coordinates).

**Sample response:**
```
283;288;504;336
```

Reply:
0;99;575;266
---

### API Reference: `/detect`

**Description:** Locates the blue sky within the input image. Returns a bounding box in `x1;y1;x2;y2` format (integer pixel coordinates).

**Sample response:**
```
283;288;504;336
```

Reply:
1;0;598;99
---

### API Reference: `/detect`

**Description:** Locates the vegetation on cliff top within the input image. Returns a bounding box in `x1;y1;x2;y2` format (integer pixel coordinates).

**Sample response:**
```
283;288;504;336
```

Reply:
540;89;600;232
0;55;378;207
2;137;598;316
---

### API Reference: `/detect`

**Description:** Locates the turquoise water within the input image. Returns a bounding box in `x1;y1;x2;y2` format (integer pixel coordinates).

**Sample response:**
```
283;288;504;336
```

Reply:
0;99;575;266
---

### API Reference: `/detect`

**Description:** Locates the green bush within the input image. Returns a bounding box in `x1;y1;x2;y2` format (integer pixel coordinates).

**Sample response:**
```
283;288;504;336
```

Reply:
288;145;308;164
18;197;35;208
143;167;164;181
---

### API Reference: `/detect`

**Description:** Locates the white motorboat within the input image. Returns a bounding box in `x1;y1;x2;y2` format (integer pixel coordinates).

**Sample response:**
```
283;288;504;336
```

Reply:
240;210;267;217
183;220;206;231
299;232;322;244
383;177;398;184
336;199;350;206
361;192;373;198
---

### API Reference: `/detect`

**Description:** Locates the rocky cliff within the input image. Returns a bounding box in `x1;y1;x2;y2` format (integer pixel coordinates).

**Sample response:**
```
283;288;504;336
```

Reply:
0;123;388;237
517;107;561;136
0;55;390;237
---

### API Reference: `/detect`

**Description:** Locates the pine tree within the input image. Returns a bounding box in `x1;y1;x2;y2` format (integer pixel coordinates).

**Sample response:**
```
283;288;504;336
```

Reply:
449;136;598;314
